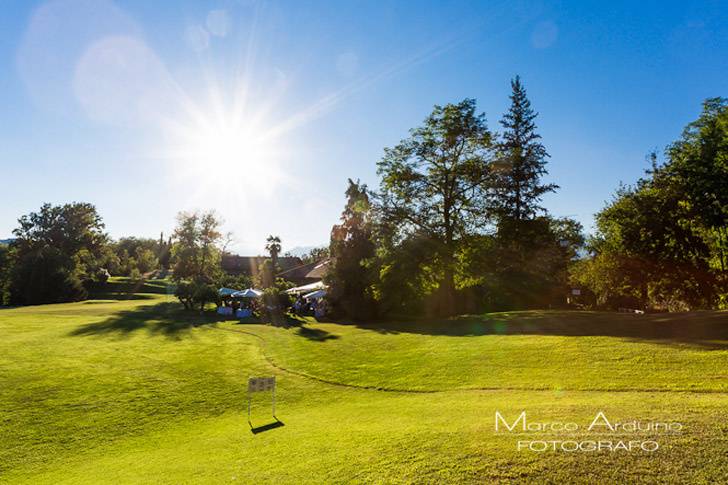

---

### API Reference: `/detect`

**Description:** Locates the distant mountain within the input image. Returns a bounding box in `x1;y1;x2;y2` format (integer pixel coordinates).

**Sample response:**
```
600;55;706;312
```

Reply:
286;245;326;258
0;238;15;245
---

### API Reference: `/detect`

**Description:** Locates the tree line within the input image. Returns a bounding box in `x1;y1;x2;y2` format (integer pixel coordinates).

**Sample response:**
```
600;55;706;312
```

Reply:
0;202;293;314
325;90;726;318
1;79;724;317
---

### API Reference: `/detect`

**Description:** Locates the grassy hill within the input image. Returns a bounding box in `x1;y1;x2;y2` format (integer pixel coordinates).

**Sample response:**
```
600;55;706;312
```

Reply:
1;291;727;483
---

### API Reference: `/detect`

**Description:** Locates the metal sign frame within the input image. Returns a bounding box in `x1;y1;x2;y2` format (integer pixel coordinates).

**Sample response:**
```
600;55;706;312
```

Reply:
247;376;276;424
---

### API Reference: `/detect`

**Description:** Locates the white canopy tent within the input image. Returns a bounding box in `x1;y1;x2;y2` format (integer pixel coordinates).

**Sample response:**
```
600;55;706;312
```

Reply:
231;288;263;298
303;289;327;300
285;281;326;295
218;287;239;297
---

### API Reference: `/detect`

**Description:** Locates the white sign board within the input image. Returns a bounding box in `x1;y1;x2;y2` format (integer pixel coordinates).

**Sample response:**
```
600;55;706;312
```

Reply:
571;288;581;296
248;376;276;393
247;376;277;424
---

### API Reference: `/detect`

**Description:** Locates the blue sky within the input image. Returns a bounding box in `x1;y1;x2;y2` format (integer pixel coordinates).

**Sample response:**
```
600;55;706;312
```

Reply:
1;0;726;254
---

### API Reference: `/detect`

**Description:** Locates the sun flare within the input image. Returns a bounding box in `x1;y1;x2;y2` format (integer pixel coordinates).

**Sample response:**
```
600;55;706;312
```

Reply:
188;120;271;176
164;104;285;199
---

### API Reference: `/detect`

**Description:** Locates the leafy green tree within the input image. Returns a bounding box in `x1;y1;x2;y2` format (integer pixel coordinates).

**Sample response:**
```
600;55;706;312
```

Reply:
492;75;557;222
129;267;143;283
571;99;727;310
8;203;108;305
97;245;121;275
171;211;223;286
0;243;12;304
376;98;494;315
134;247;159;274
217;273;252;290
192;283;219;311
454;215;584;311
575;145;719;310
325;179;378;319
588;169;714;310
111;237;165;276
373;232;439;317
666;97;728;271
174;281;195;310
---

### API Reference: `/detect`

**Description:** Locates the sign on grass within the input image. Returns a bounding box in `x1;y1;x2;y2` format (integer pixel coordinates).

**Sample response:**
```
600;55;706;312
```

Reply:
247;376;276;423
248;376;276;392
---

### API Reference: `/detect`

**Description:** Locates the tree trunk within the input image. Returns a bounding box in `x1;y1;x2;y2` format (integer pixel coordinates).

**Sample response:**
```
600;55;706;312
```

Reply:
641;282;649;312
440;262;456;316
441;198;456;316
717;227;726;272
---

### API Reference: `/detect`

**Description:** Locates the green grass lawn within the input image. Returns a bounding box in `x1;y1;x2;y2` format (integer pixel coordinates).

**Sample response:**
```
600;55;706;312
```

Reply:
1;290;727;483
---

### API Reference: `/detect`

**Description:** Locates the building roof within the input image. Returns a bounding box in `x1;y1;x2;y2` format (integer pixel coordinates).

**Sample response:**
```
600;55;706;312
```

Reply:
305;259;330;279
277;260;319;281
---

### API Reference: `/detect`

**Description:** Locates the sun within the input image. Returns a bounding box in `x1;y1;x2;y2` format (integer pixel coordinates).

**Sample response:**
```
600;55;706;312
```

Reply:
164;105;285;198
191;121;267;174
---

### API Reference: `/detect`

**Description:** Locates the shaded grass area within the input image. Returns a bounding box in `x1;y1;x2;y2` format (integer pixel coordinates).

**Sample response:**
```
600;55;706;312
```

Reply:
1;298;727;483
69;301;226;339
67;301;307;339
87;277;174;301
259;311;728;392
344;310;728;348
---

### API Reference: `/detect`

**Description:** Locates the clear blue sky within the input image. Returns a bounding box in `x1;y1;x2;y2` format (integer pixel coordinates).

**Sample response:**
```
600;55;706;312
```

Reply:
1;0;726;254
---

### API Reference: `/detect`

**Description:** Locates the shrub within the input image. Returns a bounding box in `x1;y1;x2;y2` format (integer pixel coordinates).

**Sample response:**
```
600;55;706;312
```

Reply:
192;283;219;311
175;281;218;311
174;281;195;310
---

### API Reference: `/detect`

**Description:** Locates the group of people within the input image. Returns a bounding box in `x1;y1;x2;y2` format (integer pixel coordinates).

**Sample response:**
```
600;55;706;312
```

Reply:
217;293;327;319
217;296;256;318
292;295;327;318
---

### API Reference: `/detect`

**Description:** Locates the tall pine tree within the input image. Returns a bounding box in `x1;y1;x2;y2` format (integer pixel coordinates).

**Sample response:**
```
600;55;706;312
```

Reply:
494;76;557;222
489;77;559;309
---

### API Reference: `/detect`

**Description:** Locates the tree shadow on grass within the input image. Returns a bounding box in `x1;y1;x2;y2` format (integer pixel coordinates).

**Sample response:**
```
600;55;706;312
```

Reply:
83;293;158;301
295;325;340;342
336;310;728;349
87;278;173;298
270;314;340;342
69;302;228;339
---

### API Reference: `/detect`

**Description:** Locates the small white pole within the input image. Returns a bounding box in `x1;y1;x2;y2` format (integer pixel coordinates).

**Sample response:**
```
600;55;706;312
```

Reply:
272;384;276;418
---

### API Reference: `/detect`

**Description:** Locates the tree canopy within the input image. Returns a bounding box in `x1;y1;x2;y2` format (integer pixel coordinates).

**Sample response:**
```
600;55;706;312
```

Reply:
171;211;223;284
325;179;377;319
573;99;727;310
7;202;108;304
493;76;557;222
376;98;494;314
